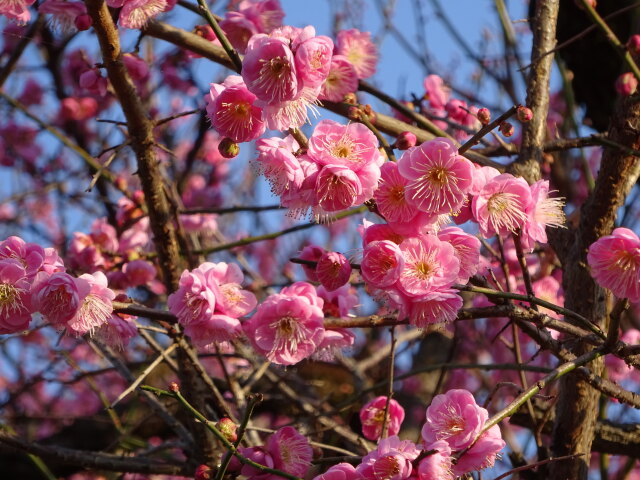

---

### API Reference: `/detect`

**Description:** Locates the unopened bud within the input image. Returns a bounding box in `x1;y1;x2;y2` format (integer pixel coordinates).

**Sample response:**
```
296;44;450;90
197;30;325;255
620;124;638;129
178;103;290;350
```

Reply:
516;106;533;123
628;35;640;56
216;417;238;443
168;382;180;393
218;137;240;158
343;92;358;105
499;122;514;137
394;131;417;150
615;72;638;96
114;176;127;191
477;107;491;125
74;14;92;31
347;106;362;121
195;464;212;480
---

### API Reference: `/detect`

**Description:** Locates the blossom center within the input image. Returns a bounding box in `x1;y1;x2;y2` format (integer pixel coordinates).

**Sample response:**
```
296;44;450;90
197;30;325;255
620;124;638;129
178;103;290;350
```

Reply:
373;455;401;480
0;283;20;310
414;261;433;280
613;250;639;271
427;166;450;186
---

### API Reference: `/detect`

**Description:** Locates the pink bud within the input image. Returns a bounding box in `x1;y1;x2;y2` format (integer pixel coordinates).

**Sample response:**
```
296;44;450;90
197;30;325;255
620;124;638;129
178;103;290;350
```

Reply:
628;35;640;55
74;14;92;31
343;92;358;104
516;106;533;123
216;417;238;443
169;382;180;393
195;464;212;480
394;131;417;150
499;121;514;137
615;72;638;96
477;107;491;125
218;137;240;158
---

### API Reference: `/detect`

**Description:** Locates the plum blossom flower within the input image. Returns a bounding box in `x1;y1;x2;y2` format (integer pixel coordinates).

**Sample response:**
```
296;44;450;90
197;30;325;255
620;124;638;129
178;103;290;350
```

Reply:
452;424;505;476
313;463;362;480
315;164;363;212
94;312;138;349
30;272;87;328
245;282;324;365
472;173;532;238
168;265;217;326
0;259;31;334
417;440;454;480
319;55;358;102
0;236;46;279
374;162;415;223
421;389;488;451
254;135;303;195
295;35;334;89
437;226;481;284
117;0;173;29
0;0;36;23
316;251;352;291
242;35;299;103
361;240;405;289
397;235;459;297
39;0;88;32
587;227;640;302
335;29;377;79
267;426;313;477
520;179;566;251
405;288;463;328
398;138;474;215
205;76;266;143
360;396;405;440
356;436;419;480
308;120;379;170
67;272;115;335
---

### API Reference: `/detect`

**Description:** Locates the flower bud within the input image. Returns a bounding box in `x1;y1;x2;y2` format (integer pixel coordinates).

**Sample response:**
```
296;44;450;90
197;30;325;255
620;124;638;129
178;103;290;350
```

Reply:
477;107;491;125
74;14;92;31
216;417;238;443
343;92;358;104
169;382;180;393
628;35;640;56
394;131;417;150
615;72;638;96
347;106;362;121
218;137;240;158
499;122;514;137
195;464;212;480
516;106;533;123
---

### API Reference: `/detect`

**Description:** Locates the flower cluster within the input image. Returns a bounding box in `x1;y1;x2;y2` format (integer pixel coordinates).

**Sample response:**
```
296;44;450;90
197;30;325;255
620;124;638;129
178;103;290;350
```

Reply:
0;236;123;338
168;262;257;347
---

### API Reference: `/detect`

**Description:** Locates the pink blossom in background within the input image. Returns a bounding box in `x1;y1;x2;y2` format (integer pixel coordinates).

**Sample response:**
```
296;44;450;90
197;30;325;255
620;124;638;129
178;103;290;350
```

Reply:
423;75;450;110
315;327;355;360
239;0;284;33
118;0;172;29
417;440;454;480
0;236;46;279
122;259;156;287
184;313;243;347
605;329;640;383
359;396;405;440
94;312;138;349
356;436;419;480
67;271;115;335
421;389;488;451
221;12;260;54
520;179;566;250
267;426;313;477
313;463;362;480
319;55;359;102
335;29;377;79
0;0;36;23
398;137;474;215
317;284;358;318
472;173;532;238
0;259;31;334
452;424;505;476
245;281;324;365
588;227;640;302
38;0;87;32
316;251;351;291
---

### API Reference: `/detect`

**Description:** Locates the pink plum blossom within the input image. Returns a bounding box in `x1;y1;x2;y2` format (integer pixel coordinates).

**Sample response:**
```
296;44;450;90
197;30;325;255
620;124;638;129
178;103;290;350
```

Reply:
308;120;380;171
67;272;115;335
242;35;299;103
295;35;334;89
398;137;474;215
437;226;481;284
317;284;358;318
267;426;313;477
421;389;488;451
30;272;87;328
118;0;173;29
319;55;359;102
452;424;505;476
0;0;36;23
397;235;460;297
221;12;260;54
587;227;640;302
404;288;463;327
315;164;364;212
299;244;327;282
374;162;416;223
520;179;566;251
361;240;405;289
255;135;304;195
205;76;266;143
356;436;419;480
316;251;352;291
0;236;46;279
39;0;88;32
417;440;454;480
167;265;217;326
335;29;377;79
313;463;362;480
94;312;138;349
0;259;31;334
423;75;450;110
359;396;405;440
244;282;325;365
472;173;532;238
